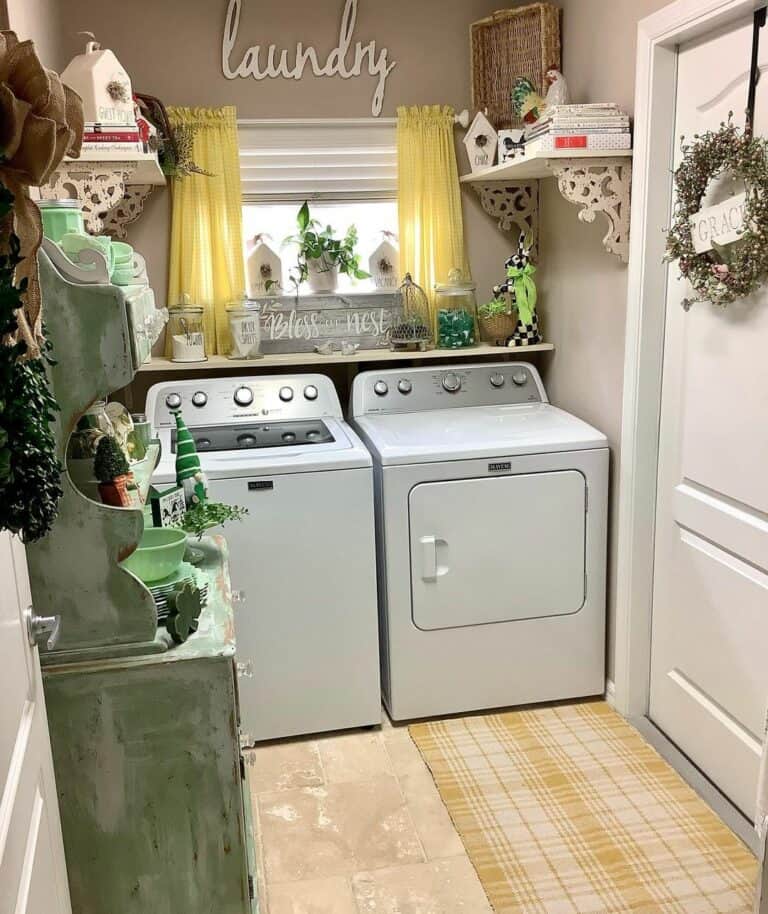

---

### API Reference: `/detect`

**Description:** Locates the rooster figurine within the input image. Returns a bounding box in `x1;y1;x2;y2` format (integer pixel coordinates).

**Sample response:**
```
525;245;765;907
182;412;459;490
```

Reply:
511;68;569;124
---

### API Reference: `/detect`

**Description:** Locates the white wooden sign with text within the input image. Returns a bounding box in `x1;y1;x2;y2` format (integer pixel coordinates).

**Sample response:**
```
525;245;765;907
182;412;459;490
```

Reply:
689;192;747;253
222;0;396;116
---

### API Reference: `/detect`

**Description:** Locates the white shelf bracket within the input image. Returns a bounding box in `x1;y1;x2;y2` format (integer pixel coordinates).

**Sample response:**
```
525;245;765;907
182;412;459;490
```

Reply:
101;184;156;239
471;182;539;256
547;157;632;262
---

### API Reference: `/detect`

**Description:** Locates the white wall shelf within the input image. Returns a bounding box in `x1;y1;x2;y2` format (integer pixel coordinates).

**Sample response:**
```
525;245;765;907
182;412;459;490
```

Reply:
41;151;166;238
461;149;633;262
138;342;554;373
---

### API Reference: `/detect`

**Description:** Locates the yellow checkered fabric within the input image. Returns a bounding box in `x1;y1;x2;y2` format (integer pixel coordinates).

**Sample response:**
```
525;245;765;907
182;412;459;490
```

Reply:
410;702;756;913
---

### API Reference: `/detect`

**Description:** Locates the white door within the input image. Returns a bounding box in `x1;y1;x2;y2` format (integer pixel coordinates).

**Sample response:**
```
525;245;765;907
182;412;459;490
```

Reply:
0;532;71;913
649;15;768;818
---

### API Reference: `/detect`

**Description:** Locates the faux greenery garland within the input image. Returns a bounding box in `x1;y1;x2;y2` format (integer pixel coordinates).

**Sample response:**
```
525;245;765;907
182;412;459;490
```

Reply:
665;116;768;310
0;179;63;541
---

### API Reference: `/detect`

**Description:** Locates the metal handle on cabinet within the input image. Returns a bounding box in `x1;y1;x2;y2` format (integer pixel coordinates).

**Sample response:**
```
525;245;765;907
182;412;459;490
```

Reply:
25;606;61;650
237;660;254;679
420;536;437;582
231;590;246;605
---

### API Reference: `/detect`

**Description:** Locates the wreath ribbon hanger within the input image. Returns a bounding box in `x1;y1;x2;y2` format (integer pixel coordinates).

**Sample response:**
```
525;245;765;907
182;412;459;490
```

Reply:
747;7;767;137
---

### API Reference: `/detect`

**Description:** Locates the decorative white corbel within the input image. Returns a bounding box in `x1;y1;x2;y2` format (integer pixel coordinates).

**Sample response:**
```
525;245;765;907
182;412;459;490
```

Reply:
41;161;139;235
547;158;633;262
472;182;539;256
102;184;156;239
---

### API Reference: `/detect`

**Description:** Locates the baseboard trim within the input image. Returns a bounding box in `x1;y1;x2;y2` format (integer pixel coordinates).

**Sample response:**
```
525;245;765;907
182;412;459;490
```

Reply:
630;715;758;854
605;679;616;708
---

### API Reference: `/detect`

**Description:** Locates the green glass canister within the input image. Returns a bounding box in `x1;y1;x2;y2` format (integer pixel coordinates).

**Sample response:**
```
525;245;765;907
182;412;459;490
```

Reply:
38;199;85;242
435;269;478;349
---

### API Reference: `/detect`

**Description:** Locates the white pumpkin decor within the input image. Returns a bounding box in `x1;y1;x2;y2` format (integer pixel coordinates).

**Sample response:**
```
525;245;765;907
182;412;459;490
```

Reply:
247;234;283;296
369;233;399;290
463;111;498;173
61;35;135;126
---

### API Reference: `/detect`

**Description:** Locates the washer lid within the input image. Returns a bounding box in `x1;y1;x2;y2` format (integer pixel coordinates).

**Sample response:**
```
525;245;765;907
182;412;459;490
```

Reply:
354;403;608;465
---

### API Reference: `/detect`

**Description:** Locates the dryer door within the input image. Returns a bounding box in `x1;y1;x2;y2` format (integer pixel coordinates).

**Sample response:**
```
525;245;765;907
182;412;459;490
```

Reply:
409;471;586;631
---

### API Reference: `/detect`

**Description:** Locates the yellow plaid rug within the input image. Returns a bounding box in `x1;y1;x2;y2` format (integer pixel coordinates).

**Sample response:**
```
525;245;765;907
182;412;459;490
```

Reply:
409;701;756;914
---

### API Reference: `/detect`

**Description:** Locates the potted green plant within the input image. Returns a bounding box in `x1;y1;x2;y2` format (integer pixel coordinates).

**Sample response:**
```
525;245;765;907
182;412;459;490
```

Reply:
285;201;370;293
94;435;134;507
478;297;518;346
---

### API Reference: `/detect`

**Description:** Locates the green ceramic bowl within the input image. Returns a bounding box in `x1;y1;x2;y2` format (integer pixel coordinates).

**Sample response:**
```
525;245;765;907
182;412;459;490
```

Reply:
122;526;187;583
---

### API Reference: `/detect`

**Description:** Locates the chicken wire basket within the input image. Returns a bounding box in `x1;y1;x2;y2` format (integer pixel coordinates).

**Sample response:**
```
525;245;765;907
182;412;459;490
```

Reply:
389;273;433;351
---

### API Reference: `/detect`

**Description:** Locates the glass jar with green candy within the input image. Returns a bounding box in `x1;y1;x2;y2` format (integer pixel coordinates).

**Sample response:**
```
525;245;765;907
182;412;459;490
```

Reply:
434;269;478;349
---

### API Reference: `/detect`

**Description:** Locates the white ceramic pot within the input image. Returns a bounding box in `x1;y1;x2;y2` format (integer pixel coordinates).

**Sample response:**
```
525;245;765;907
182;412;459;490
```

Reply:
307;257;339;294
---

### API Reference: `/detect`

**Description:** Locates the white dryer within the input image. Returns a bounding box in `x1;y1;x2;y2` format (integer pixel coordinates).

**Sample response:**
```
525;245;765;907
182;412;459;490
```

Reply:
147;374;381;743
351;362;609;722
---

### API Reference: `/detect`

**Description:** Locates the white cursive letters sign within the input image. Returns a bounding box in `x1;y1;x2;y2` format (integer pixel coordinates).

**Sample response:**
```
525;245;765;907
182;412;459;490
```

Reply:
222;0;396;116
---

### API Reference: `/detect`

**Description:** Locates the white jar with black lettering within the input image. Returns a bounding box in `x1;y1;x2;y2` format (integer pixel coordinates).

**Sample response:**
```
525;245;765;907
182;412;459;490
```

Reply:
227;299;263;360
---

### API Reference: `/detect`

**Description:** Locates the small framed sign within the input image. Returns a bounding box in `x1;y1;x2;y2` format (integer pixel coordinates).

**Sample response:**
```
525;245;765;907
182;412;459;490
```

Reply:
149;484;187;528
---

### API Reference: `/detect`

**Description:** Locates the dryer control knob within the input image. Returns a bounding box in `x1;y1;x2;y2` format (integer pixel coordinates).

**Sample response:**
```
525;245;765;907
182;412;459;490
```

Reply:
279;386;294;402
234;386;254;406
303;384;319;401
441;372;461;393
397;379;413;395
512;370;527;387
373;380;389;397
191;391;208;407
165;392;182;410
489;372;505;389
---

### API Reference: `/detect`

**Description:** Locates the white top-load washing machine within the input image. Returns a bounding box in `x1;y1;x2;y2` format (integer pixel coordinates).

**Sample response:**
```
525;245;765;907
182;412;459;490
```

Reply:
351;362;609;722
147;374;381;743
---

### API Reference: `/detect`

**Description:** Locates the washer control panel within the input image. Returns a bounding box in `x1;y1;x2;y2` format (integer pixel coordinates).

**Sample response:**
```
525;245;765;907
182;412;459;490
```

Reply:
352;362;547;415
147;374;344;430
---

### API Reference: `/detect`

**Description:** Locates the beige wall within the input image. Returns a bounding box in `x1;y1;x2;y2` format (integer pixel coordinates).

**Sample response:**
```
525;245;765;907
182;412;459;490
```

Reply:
54;0;672;679
7;0;64;69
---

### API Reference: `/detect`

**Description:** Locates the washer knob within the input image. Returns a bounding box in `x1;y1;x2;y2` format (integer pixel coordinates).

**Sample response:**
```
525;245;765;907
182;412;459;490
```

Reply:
303;384;319;401
441;372;461;393
279;386;294;402
373;380;389;397
512;369;528;387
165;392;182;410
191;390;208;407
489;372;505;389
397;379;413;395
234;386;253;406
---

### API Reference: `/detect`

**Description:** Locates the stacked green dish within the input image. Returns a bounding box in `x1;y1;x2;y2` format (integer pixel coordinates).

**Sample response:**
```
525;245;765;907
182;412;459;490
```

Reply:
122;526;188;583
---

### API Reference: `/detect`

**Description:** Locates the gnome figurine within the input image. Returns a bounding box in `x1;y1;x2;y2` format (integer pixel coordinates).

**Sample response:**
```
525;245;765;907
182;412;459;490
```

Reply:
173;410;208;506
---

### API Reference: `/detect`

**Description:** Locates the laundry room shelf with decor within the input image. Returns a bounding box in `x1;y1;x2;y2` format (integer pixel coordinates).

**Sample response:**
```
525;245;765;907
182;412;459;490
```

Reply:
138;342;555;372
461;148;633;262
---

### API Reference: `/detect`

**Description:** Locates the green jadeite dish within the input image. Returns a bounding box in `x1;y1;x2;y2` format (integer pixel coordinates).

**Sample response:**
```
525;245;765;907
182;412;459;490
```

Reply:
122;526;188;583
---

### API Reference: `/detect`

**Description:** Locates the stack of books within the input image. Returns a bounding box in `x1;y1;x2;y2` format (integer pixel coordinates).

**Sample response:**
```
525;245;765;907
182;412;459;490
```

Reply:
82;123;143;156
524;104;631;156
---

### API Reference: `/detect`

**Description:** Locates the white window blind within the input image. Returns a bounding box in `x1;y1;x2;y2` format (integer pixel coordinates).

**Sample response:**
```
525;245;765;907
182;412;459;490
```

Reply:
237;118;397;202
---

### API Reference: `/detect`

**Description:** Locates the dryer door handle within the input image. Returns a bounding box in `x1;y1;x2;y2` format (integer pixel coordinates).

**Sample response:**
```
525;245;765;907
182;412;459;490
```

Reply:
420;535;437;581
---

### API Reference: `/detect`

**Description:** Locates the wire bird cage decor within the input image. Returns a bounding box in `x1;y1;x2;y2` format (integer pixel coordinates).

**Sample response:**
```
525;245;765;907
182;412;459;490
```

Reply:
388;273;433;351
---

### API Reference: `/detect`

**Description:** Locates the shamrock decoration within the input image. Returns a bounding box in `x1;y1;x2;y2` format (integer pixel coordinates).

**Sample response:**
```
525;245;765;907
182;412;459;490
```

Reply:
165;583;203;644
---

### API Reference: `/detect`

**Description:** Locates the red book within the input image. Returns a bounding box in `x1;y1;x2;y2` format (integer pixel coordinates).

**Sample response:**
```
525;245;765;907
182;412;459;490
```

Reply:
553;135;589;149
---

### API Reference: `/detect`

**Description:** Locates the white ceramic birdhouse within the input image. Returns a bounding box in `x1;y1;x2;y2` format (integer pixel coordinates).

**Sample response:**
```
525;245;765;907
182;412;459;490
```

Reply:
247;235;283;296
463;111;498;173
61;36;135;126
369;234;400;290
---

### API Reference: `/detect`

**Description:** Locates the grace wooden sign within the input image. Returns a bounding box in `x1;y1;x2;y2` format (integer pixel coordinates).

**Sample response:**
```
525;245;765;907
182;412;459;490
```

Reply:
222;0;396;116
689;192;747;254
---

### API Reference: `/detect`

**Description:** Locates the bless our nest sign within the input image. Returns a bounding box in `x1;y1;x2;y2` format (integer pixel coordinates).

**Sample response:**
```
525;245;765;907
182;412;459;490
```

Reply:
221;0;396;116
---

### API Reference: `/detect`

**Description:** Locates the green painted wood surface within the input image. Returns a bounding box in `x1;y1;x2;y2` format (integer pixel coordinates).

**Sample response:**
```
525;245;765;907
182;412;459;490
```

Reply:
43;537;255;914
27;250;157;654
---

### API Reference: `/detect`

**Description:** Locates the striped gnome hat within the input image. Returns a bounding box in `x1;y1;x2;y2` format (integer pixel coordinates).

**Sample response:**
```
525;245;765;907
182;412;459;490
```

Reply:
174;410;202;483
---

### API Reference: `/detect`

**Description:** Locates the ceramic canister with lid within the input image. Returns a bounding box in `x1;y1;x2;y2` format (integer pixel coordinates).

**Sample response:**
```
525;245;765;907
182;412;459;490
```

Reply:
434;269;478;349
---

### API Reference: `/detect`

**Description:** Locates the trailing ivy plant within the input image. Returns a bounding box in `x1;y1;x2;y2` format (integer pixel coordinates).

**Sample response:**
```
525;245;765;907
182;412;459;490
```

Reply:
181;501;248;540
0;176;63;542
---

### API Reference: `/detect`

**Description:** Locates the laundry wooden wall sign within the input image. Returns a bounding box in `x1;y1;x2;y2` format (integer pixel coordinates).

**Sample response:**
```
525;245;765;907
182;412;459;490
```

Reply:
222;0;397;116
255;292;402;352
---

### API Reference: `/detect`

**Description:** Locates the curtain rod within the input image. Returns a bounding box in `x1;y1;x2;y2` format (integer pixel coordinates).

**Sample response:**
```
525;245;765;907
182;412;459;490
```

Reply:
238;110;470;128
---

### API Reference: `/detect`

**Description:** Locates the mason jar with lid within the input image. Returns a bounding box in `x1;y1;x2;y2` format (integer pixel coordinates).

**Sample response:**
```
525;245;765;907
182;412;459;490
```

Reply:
168;297;207;362
435;269;478;349
38;199;85;243
226;298;263;360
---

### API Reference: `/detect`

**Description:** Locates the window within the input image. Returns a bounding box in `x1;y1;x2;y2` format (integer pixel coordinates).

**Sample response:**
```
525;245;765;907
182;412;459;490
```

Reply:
238;120;397;294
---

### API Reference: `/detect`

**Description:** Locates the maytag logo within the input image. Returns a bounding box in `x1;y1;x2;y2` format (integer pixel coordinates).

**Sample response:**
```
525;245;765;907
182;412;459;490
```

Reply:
248;480;274;491
488;461;511;473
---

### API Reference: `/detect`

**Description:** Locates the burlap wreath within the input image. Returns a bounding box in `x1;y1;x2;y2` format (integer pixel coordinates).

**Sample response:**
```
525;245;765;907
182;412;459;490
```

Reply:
0;31;84;358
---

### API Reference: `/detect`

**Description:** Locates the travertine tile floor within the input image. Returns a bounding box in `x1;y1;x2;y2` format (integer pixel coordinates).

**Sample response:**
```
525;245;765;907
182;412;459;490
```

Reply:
244;714;493;914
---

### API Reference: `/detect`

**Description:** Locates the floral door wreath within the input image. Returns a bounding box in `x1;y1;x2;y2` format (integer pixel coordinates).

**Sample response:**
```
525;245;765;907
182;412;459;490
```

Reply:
665;117;768;310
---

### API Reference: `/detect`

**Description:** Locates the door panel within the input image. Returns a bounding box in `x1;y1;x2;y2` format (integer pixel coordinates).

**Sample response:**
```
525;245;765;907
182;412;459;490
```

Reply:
0;532;71;914
649;15;768;818
409;471;586;631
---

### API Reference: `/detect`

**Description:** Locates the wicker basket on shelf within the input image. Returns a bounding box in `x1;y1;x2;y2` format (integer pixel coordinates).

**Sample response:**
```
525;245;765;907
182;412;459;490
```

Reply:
479;310;519;346
471;4;561;129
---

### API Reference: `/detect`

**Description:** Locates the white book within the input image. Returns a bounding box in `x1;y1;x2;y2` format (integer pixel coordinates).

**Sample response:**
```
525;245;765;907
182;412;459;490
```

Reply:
525;132;632;154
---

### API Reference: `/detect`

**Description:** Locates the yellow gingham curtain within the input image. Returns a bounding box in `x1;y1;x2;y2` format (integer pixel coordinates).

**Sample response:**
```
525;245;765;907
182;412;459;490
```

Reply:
396;105;469;315
166;106;245;356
